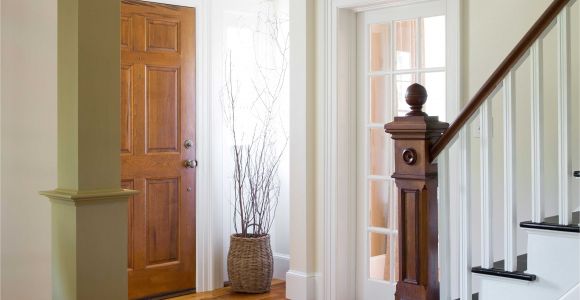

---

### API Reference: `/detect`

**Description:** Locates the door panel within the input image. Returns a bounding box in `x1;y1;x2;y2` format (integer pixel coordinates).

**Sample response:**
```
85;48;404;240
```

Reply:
121;1;196;298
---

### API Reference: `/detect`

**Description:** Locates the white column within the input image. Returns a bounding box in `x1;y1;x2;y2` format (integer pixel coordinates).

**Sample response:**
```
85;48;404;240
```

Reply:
503;72;517;272
557;6;572;225
287;0;318;299
439;151;451;299
480;102;493;269
459;128;472;300
531;40;544;223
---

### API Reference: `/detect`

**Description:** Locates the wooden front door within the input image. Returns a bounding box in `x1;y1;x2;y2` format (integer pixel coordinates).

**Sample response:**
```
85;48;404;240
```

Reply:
121;1;196;298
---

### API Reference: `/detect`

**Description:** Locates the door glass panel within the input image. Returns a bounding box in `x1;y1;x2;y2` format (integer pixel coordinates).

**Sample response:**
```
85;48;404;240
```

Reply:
422;72;446;120
369;233;391;281
370;76;390;124
421;16;446;68
370;24;391;72
395;73;416;115
369;129;388;176
394;20;417;70
369;180;390;228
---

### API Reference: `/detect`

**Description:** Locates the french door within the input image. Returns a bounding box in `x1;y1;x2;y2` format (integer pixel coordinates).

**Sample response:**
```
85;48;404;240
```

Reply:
356;2;446;299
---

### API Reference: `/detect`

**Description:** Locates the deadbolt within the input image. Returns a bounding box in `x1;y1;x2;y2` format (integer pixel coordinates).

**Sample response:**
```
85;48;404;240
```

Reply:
184;159;197;169
184;139;193;149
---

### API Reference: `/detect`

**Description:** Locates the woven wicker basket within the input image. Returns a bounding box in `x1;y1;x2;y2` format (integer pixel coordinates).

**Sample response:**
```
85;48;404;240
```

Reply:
227;234;273;293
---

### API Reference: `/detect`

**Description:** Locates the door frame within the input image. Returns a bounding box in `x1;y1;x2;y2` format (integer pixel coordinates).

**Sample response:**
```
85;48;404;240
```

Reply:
320;0;461;299
140;0;220;292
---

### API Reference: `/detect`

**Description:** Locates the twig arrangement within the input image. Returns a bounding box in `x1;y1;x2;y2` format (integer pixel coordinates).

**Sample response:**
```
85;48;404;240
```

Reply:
223;5;289;238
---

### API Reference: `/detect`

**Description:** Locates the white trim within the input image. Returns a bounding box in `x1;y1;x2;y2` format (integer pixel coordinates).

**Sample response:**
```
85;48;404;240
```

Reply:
324;1;461;299
137;0;222;292
558;282;580;300
273;254;291;280
531;40;544;224
459;128;472;300
557;6;572;225
502;72;517;272
286;271;320;300
480;100;493;269
438;151;451;300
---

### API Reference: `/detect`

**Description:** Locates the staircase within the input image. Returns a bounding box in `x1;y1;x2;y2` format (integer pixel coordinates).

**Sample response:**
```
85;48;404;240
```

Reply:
476;214;579;300
384;0;579;299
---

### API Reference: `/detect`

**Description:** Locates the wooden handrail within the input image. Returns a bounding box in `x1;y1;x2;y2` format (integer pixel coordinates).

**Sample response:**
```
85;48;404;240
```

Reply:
430;0;571;160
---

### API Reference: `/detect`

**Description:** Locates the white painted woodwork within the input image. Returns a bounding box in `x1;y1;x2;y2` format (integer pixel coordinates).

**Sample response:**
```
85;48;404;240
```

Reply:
480;101;493;269
557;6;572;225
502;72;517;272
438;150;451;300
477;229;580;300
531;40;544;224
459;128;472;300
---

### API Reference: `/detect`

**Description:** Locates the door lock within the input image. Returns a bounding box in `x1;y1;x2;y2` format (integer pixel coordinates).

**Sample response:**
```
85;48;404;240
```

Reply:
574;171;579;178
184;139;193;149
184;160;197;169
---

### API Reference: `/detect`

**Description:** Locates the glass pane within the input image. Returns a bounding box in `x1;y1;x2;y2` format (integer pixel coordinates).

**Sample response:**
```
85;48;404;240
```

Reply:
369;128;388;176
395;73;417;116
421;16;446;68
369;180;390;228
370;24;391;72
422;72;446;120
394;19;417;70
369;233;391;281
370;76;390;123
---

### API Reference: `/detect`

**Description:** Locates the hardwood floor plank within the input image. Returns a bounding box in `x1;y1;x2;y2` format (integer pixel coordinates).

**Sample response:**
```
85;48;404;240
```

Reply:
169;280;286;300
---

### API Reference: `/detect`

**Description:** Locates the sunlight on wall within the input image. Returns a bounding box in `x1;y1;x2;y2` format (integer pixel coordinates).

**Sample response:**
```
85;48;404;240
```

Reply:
219;0;290;280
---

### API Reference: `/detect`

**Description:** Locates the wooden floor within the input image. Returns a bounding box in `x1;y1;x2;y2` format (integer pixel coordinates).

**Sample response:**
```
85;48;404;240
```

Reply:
169;280;286;300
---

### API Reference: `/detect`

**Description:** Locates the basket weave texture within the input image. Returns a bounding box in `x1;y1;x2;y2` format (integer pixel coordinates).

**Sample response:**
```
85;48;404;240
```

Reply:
227;234;273;293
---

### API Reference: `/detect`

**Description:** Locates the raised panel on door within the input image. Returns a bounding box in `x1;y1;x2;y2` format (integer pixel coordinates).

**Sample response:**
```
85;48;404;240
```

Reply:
146;18;180;53
121;65;133;154
121;1;195;299
121;16;133;51
146;66;180;153
146;177;180;266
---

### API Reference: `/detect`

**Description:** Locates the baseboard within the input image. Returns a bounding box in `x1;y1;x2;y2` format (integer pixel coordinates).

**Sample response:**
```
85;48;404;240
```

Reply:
286;270;319;300
273;253;290;280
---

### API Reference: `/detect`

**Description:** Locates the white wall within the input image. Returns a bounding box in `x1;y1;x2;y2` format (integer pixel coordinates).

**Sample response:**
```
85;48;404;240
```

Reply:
1;0;56;299
209;0;290;281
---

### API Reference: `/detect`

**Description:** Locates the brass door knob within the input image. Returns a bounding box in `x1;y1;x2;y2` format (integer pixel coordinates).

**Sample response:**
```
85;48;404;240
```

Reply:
184;160;197;169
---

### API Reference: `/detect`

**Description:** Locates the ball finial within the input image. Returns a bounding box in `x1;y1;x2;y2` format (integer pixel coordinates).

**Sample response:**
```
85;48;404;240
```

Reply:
405;83;428;116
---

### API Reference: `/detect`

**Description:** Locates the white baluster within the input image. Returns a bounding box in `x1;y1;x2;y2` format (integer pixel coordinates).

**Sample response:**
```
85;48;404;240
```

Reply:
480;102;493;269
531;40;544;223
557;6;572;225
503;72;517;272
438;150;451;300
459;128;472;300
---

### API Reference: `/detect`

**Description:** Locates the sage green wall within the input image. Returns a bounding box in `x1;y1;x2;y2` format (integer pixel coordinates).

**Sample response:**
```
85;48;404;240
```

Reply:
2;0;124;298
1;0;56;299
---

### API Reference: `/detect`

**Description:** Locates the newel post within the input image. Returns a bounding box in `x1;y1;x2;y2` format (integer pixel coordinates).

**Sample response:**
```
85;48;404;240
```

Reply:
385;84;449;300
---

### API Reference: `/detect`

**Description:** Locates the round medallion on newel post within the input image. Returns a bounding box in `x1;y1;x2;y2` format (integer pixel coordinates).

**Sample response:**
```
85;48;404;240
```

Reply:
385;84;449;300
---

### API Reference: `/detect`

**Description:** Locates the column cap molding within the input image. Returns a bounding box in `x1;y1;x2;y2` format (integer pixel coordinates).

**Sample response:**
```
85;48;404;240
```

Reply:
40;188;138;205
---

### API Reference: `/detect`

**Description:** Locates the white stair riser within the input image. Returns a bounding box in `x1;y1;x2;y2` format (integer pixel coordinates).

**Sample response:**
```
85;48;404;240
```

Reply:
476;229;580;300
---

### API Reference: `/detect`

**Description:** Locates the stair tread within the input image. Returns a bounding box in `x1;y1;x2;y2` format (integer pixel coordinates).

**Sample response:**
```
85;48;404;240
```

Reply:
521;211;580;233
472;254;536;281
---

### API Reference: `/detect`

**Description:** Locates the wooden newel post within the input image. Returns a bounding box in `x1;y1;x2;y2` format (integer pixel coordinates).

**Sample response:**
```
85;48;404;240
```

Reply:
385;84;449;300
